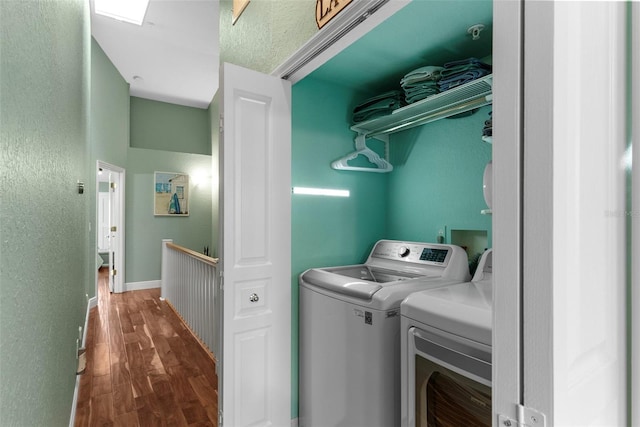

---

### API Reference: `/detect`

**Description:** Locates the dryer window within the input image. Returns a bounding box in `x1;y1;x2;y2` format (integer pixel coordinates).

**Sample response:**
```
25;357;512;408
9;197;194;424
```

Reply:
416;355;491;427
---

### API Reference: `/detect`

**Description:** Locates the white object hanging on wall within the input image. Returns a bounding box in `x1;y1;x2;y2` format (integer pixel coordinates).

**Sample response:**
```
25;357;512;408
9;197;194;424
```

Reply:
483;161;492;208
331;134;393;173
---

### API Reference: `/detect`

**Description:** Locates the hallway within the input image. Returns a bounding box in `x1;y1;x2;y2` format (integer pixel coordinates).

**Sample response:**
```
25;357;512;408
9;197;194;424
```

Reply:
74;268;218;426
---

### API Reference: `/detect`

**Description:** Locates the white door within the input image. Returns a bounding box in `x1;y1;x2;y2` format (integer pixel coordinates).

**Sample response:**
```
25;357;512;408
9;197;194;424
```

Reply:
98;192;110;253
494;2;629;426
108;171;117;293
218;62;292;427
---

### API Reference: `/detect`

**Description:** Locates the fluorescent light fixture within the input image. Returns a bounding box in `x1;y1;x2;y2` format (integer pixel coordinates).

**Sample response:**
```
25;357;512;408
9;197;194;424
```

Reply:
95;0;150;25
292;187;350;197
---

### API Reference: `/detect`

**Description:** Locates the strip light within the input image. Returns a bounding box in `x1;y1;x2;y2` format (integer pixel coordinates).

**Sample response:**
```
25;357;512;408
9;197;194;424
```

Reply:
292;187;350;197
95;0;150;25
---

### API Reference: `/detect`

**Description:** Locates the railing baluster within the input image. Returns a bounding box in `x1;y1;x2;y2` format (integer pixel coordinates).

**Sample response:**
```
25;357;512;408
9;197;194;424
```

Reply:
160;240;218;357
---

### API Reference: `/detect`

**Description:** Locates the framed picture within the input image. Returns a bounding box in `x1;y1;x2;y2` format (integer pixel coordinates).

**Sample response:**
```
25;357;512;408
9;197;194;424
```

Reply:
232;0;250;24
154;172;189;216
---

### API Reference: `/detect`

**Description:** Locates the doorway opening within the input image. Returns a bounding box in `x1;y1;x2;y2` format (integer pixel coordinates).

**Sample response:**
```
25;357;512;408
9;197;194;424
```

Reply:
96;161;125;295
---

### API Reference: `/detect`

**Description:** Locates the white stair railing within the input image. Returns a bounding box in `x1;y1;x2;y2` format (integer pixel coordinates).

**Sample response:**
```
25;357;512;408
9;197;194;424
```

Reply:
161;239;219;358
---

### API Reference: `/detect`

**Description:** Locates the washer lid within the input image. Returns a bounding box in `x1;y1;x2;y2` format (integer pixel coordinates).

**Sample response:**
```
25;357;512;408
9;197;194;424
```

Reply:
300;268;383;300
401;280;492;346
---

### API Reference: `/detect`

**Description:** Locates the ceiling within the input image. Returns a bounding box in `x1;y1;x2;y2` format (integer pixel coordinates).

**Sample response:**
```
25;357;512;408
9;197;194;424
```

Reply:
89;0;490;109
309;0;493;95
90;0;219;109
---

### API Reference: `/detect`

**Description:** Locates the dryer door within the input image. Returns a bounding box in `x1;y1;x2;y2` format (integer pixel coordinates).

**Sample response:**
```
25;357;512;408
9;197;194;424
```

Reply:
408;327;491;427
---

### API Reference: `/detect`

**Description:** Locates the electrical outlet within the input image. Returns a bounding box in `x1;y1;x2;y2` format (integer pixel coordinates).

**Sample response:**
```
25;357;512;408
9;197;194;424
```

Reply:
436;226;446;244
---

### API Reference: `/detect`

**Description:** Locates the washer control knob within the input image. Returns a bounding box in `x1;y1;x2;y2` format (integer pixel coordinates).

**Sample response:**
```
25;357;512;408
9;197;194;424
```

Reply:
398;246;410;258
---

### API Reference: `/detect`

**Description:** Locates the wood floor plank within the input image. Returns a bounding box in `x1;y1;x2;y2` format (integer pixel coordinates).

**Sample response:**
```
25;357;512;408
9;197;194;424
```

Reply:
135;395;165;427
167;336;201;377
180;400;211;425
153;335;181;368
110;351;131;386
91;373;113;397
166;366;199;404
75;268;218;426
187;375;217;409
135;324;154;350
93;343;111;377
130;369;154;398
142;347;166;376
89;393;114;427
112;381;136;416
113;410;140;427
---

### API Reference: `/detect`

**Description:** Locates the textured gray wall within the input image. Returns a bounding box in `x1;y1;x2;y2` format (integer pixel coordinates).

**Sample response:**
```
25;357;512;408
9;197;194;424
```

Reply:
0;0;89;424
219;0;318;74
88;38;130;299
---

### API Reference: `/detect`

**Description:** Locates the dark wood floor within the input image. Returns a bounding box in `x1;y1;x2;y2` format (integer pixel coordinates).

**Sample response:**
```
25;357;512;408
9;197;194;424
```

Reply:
75;268;218;426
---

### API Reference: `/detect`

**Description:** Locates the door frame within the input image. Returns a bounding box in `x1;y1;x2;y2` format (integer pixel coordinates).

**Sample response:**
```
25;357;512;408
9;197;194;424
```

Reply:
271;1;522;424
520;2;629;425
96;160;125;294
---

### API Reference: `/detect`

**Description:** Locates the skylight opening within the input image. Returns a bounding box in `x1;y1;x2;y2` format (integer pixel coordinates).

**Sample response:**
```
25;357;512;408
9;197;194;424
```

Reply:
94;0;150;26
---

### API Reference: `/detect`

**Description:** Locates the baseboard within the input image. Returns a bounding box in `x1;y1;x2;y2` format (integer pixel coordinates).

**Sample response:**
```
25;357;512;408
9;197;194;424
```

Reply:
69;295;95;426
291;417;299;427
125;280;161;292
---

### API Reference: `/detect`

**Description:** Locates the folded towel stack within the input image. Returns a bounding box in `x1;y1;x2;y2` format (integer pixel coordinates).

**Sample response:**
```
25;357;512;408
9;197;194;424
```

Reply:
400;65;443;104
351;58;492;123
438;58;492;92
482;111;492;138
352;90;406;123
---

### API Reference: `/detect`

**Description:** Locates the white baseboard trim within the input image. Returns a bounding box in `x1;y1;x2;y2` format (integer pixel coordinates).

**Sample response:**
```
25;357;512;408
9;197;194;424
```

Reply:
125;280;161;292
69;295;95;426
291;417;298;427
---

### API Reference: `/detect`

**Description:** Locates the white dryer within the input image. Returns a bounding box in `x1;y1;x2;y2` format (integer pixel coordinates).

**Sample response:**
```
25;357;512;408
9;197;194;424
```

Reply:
299;240;471;427
400;249;493;427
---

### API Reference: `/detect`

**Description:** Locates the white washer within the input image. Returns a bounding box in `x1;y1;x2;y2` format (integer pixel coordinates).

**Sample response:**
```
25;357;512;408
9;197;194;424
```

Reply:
299;240;471;427
400;249;493;427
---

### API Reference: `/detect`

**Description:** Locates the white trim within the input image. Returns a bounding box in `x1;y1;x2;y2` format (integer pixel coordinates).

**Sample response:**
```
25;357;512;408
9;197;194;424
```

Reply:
291;417;298;427
87;296;98;315
124;280;161;292
492;0;523;422
271;0;409;83
69;295;95;426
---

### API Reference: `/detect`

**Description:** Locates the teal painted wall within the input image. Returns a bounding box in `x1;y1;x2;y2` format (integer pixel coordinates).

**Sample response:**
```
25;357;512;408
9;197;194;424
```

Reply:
0;0;90;424
291;77;390;418
125;148;213;283
291;83;492;419
88;38;130;298
130;96;211;155
126;96;214;284
387;106;493;247
91;39;130;167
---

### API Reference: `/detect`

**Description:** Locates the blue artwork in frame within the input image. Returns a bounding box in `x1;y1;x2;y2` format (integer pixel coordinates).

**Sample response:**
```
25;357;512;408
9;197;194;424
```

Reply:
154;171;189;216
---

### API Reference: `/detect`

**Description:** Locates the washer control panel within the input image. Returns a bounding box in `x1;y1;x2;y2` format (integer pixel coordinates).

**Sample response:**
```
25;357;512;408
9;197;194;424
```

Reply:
370;240;451;266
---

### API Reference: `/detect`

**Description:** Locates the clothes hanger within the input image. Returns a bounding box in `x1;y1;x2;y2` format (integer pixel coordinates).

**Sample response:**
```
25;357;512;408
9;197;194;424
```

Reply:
331;134;393;173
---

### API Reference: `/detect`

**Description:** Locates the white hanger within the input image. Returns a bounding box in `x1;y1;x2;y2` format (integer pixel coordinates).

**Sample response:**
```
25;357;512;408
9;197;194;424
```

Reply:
331;134;393;173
